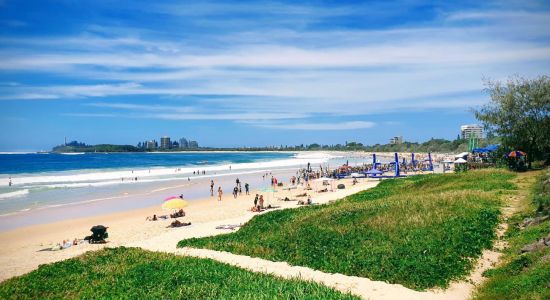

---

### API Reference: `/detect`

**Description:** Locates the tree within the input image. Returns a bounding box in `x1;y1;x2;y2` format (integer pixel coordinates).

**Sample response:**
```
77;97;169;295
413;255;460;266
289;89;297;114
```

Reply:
474;76;550;166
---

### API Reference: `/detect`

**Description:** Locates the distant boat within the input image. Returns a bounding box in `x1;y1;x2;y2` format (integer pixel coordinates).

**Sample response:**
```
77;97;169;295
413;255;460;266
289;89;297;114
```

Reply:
60;152;85;155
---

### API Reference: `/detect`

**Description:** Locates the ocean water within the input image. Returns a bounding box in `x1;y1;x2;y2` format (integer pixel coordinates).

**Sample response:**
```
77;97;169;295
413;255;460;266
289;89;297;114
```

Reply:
0;152;343;224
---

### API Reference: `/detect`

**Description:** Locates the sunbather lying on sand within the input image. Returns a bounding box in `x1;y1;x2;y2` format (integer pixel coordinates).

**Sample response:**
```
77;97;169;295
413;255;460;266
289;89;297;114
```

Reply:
167;220;191;228
170;209;186;218
146;214;169;221
318;188;328;193
298;195;313;205
296;192;307;197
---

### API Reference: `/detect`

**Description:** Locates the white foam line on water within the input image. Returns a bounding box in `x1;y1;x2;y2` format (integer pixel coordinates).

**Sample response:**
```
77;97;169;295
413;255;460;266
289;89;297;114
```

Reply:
0;189;29;200
1;154;334;187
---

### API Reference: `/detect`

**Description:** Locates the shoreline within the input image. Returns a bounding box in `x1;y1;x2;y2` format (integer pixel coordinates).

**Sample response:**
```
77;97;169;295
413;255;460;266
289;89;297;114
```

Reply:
0;175;379;282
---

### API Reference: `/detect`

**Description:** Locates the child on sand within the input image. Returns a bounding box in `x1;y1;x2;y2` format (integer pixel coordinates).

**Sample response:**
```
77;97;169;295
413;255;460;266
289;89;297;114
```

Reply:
218;187;223;201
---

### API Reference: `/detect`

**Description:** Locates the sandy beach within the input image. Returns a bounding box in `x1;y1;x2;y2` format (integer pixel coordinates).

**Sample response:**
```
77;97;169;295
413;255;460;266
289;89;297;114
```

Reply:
0;175;379;282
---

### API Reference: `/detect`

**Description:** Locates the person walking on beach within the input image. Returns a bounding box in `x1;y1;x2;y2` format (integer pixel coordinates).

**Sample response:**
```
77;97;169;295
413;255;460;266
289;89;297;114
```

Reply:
233;186;238;198
210;180;214;196
245;183;249;195
217;187;223;201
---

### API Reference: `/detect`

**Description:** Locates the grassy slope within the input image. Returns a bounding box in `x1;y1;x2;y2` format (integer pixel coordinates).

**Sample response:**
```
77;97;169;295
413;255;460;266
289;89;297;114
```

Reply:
474;170;550;300
178;169;516;290
0;247;357;300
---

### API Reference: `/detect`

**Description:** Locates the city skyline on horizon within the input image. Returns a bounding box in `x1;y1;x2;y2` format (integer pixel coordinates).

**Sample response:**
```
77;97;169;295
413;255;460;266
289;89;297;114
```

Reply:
1;0;549;151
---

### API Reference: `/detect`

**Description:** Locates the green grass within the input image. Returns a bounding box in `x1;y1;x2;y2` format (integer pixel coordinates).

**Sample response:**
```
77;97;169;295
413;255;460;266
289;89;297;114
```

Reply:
475;170;550;300
178;169;516;290
0;247;357;300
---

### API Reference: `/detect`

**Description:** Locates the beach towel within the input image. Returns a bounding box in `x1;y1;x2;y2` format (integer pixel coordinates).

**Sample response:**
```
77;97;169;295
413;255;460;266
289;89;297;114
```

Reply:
215;224;242;230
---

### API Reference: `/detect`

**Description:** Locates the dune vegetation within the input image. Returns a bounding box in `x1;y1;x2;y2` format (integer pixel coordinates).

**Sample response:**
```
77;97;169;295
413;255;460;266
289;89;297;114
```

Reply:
179;169;516;290
474;170;550;299
0;247;357;300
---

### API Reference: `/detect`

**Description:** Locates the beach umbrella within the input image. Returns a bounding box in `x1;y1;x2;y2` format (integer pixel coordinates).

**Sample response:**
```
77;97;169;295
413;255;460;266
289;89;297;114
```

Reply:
164;196;180;201
162;198;188;210
454;158;467;164
507;151;526;157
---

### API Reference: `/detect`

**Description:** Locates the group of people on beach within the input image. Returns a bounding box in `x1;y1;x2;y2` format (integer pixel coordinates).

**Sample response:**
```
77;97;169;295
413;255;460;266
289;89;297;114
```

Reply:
210;177;251;201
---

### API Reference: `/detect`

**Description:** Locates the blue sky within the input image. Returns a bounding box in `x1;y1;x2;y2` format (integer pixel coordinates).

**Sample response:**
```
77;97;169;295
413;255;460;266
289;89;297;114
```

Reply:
1;0;549;151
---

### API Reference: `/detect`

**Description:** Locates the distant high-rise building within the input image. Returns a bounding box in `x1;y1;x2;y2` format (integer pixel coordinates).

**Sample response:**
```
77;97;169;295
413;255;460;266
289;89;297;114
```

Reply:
188;140;199;149
146;140;157;149
389;136;403;145
460;124;483;139
160;136;171;149
179;138;189;148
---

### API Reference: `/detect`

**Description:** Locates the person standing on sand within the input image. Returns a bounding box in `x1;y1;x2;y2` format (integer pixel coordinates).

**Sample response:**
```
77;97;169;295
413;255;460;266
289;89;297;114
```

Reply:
218;187;223;201
245;183;250;195
210;180;215;196
259;195;264;209
254;194;259;207
233;186;238;198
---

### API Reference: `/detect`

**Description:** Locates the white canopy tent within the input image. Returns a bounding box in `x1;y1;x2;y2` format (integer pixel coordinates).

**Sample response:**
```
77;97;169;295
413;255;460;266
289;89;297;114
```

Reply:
455;152;469;159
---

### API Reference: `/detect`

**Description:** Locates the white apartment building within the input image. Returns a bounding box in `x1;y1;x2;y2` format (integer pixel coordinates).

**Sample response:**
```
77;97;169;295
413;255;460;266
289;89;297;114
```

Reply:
460;124;483;139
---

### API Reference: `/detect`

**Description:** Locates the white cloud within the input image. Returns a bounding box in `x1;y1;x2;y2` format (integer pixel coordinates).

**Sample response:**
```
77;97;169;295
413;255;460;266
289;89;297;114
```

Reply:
1;3;549;125
250;121;376;130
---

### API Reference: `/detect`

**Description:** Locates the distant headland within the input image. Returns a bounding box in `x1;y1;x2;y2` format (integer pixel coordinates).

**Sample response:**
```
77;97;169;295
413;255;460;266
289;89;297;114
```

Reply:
51;134;501;154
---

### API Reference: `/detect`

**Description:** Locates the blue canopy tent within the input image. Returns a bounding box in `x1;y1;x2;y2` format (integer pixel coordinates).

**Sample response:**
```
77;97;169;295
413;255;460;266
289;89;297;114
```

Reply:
394;152;401;177
365;168;384;178
485;144;500;151
422;152;434;171
472;144;500;153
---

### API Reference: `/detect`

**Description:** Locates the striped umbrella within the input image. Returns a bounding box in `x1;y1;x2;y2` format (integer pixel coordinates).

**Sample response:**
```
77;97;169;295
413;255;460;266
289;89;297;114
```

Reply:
164;196;180;201
507;151;526;157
